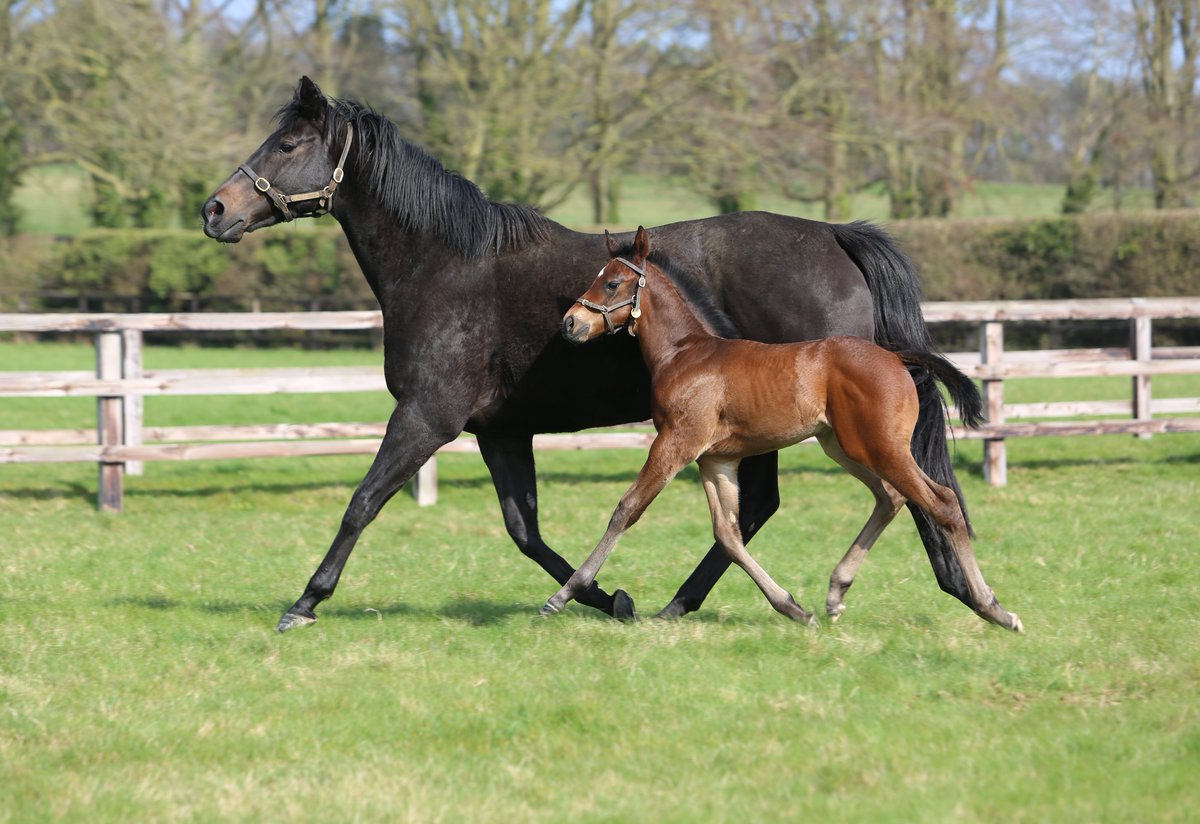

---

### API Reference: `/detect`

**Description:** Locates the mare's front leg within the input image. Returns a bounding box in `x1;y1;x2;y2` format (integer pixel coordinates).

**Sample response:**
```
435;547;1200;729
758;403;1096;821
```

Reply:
541;433;693;617
477;434;635;620
277;399;462;632
656;451;780;618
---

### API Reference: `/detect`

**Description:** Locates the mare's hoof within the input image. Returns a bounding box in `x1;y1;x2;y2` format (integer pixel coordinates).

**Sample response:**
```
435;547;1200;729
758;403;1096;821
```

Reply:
612;589;637;622
653;599;689;620
1008;612;1024;633
277;610;317;633
540;600;562;617
826;603;846;623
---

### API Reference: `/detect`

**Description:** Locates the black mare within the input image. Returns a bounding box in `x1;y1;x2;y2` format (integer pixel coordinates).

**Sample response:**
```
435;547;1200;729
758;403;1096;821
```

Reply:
202;77;980;632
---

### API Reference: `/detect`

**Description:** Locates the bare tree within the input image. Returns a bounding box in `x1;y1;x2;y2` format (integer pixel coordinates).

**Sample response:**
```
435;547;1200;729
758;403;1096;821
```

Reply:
1133;0;1200;208
577;0;687;224
389;0;591;208
764;0;874;221
668;0;776;214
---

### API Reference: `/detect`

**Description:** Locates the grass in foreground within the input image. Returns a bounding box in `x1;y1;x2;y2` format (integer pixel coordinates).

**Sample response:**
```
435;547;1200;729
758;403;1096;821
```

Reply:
2;414;1198;820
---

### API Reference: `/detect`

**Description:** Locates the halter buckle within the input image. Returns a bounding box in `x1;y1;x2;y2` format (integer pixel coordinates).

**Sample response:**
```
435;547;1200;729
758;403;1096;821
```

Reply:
255;177;271;192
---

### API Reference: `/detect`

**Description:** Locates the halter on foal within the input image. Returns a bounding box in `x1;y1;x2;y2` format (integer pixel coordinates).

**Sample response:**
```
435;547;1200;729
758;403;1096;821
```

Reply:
550;226;1022;632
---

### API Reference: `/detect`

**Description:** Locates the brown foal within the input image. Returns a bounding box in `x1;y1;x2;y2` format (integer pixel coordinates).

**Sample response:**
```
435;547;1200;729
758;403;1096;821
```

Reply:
546;226;1022;632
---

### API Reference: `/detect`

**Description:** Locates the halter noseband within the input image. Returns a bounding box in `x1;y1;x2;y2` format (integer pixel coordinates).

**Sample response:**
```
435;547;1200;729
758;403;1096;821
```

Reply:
575;257;647;335
237;124;354;222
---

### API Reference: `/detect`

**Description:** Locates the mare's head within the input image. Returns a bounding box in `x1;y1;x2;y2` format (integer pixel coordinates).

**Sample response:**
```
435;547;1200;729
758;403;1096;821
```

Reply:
202;77;351;242
562;226;653;344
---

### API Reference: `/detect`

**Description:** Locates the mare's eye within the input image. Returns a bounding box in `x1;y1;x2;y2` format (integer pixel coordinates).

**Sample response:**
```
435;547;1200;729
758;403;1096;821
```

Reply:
279;141;297;153
606;280;621;290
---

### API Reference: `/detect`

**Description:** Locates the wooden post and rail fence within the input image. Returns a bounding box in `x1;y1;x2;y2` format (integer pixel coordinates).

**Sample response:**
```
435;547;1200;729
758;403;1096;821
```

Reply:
2;297;1199;511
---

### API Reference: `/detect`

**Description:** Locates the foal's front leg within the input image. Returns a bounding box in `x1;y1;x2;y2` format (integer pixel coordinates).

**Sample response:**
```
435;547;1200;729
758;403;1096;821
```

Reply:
541;435;692;617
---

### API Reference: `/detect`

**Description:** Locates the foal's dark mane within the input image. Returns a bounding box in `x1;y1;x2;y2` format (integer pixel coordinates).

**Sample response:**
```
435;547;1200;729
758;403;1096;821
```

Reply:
611;242;741;339
276;96;552;260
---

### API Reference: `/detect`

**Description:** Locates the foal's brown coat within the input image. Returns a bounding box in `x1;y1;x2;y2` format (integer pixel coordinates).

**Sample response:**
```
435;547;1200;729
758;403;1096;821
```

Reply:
548;227;1022;631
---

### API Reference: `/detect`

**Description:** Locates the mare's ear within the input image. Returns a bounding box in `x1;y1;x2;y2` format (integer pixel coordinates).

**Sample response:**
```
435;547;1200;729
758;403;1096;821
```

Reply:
634;225;650;261
604;229;620;257
294;76;327;125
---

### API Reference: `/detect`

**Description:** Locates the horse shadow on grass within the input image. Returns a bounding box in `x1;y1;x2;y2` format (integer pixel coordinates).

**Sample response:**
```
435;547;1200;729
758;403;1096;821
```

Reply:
106;592;750;628
108;594;538;628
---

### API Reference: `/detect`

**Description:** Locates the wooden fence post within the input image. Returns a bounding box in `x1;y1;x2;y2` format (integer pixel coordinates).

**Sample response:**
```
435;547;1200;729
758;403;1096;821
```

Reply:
1131;312;1152;440
122;329;144;475
95;332;125;512
411;458;438;506
981;320;1007;487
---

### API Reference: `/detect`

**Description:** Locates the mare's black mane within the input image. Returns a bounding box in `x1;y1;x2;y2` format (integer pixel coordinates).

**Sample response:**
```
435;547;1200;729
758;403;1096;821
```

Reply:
610;242;742;339
276;96;551;260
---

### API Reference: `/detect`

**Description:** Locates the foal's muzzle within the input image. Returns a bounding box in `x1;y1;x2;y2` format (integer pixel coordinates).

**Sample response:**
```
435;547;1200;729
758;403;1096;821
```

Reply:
561;312;591;344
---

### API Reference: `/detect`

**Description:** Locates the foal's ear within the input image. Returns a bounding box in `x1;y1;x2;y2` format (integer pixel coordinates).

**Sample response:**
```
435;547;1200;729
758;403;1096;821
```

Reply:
634;225;650;261
604;229;620;257
294;76;328;124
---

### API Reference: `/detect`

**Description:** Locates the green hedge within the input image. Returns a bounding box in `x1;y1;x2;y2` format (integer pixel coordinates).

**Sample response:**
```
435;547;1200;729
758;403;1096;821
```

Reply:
892;210;1200;301
3;212;1199;314
3;226;375;312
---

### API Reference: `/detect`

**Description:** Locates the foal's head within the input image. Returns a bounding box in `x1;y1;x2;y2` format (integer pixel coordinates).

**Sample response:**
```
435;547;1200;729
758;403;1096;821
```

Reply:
562;226;652;344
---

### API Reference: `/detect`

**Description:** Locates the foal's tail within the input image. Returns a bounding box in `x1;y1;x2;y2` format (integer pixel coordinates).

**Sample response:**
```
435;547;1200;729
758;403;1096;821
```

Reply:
896;350;985;430
830;221;984;608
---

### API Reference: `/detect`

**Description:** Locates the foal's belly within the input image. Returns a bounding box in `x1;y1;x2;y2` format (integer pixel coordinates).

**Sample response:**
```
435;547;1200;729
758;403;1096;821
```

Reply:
704;414;830;459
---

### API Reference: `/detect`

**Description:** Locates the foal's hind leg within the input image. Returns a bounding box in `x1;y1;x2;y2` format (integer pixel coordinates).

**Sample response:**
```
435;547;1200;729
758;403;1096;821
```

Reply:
875;457;1023;632
816;432;906;622
698;457;815;624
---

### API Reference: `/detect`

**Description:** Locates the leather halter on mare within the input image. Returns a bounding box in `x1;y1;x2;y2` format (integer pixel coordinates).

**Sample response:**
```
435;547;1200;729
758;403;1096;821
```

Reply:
575;257;648;335
237;124;354;222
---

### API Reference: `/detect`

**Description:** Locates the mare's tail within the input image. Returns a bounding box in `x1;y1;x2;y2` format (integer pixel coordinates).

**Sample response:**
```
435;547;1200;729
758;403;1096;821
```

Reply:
829;220;984;608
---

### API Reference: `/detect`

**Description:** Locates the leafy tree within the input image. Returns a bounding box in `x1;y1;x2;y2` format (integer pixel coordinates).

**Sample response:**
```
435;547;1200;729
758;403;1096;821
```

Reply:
0;97;22;235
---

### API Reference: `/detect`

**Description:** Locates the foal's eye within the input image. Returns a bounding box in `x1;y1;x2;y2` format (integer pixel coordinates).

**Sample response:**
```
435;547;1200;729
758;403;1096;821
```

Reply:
605;280;621;290
279;141;297;153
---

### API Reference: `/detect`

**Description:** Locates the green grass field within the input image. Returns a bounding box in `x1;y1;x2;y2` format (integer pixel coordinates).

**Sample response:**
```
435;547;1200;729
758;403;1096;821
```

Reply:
2;342;1199;821
14;164;1155;236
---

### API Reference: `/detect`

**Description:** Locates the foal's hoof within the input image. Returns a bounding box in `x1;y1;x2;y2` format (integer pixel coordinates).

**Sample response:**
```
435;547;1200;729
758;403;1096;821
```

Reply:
782;594;817;626
540;600;563;617
826;604;846;623
1007;612;1024;633
277;609;317;633
612;589;637;622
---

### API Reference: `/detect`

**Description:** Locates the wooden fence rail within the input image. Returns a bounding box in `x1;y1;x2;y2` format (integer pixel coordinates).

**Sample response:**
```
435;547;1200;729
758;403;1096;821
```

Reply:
2;297;1198;510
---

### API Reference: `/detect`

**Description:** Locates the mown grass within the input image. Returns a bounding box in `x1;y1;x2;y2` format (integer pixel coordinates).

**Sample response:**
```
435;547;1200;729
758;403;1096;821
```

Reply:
547;176;1157;231
14;164;1155;236
2;342;1199;821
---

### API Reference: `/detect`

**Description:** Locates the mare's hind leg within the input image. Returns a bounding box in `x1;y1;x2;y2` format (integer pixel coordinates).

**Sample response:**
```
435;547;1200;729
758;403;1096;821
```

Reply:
816;432;906;621
698;457;815;624
478;434;634;620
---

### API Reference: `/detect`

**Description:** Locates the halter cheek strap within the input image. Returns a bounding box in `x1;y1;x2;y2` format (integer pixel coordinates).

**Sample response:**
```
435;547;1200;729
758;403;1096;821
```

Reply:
574;257;647;336
238;124;354;222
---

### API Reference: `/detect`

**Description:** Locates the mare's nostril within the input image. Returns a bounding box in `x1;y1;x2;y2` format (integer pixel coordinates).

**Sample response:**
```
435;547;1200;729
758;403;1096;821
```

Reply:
204;197;225;221
562;316;575;335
